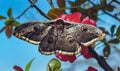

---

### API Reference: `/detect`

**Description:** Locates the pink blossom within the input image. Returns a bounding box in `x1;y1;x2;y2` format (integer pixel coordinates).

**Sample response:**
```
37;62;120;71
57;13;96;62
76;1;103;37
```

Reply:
60;12;82;23
81;45;93;59
55;53;76;63
86;66;98;71
82;16;96;26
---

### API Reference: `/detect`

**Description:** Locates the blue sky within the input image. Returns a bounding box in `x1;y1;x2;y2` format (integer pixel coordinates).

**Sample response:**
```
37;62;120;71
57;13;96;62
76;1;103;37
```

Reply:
0;0;54;71
0;0;120;71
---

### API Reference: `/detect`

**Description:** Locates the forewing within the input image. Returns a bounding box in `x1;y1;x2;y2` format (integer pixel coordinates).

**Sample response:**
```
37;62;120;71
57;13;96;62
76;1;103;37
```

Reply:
13;21;54;44
66;23;105;46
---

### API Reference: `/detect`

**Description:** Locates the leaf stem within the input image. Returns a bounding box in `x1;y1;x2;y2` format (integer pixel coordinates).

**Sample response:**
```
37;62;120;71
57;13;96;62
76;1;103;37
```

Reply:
113;46;120;53
88;46;113;71
47;0;55;8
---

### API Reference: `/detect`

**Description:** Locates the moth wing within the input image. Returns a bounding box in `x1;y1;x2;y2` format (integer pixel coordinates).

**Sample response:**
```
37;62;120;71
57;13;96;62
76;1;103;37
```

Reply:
38;19;82;55
38;27;57;55
39;25;81;55
13;20;55;44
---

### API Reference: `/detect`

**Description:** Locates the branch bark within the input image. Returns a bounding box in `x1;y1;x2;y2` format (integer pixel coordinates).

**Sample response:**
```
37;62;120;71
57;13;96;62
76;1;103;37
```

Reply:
88;46;113;71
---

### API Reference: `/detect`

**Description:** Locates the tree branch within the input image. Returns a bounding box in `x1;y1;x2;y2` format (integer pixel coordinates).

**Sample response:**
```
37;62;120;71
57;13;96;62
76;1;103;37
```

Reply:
28;0;52;20
103;11;120;21
14;5;31;20
0;26;5;33
88;46;113;71
87;0;120;22
114;0;120;4
47;0;55;8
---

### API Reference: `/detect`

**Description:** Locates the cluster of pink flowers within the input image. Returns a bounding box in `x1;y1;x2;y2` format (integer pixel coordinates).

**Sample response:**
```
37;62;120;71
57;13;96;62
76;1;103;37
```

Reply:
55;12;98;71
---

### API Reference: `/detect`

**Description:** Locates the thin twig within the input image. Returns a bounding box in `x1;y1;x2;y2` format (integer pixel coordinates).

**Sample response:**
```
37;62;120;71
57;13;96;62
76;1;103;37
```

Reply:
87;0;120;22
47;0;54;8
113;46;120;53
14;5;32;20
0;26;5;33
88;46;113;71
28;0;52;20
87;0;95;5
114;0;120;4
103;11;120;21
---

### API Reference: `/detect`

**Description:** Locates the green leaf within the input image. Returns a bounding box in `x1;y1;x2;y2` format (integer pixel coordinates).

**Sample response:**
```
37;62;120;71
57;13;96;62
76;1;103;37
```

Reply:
47;64;52;71
47;8;65;19
100;0;106;6
108;38;120;44
68;0;86;7
0;15;6;20
116;26;120;38
59;69;63;71
12;21;20;26
110;25;116;34
77;7;84;12
89;14;98;21
103;44;110;57
57;0;66;8
25;58;34;71
4;17;14;25
86;3;90;9
105;5;114;12
7;8;12;18
101;0;106;3
75;0;86;6
4;20;10;25
47;58;61;71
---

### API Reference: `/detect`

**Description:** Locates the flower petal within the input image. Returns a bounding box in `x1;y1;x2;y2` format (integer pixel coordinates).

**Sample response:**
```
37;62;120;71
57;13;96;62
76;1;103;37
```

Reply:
86;66;98;71
81;16;96;26
60;12;82;23
55;53;76;63
81;45;93;59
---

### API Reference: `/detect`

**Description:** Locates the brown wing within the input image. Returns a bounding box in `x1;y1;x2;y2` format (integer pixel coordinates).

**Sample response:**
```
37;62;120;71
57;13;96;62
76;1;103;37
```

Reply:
13;21;54;44
39;19;105;55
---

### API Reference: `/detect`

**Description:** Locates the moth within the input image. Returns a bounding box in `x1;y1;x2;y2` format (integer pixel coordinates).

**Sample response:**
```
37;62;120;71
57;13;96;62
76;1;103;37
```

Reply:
13;18;105;55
